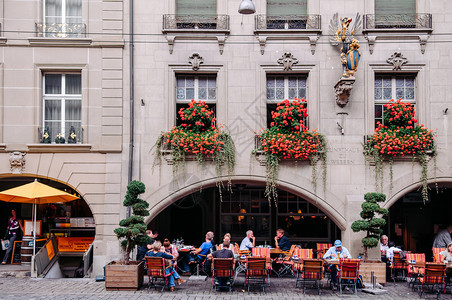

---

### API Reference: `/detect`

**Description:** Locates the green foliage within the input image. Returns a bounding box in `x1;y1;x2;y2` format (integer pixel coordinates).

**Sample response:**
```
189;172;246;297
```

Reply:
351;192;388;260
114;180;151;264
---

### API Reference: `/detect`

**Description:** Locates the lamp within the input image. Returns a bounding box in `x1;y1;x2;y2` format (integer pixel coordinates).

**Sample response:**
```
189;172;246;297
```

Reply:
238;0;255;14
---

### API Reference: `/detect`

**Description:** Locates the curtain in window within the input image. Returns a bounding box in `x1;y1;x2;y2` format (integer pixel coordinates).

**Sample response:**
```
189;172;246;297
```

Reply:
176;0;216;16
375;0;416;16
45;0;81;24
45;74;62;94
65;100;81;138
267;0;307;16
66;0;82;24
45;99;62;137
45;0;62;24
66;74;81;94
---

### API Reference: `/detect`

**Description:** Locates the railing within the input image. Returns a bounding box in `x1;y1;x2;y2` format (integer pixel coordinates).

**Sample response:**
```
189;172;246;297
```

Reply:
163;14;229;30
35;23;86;38
255;15;321;30
38;126;84;144
363;14;432;30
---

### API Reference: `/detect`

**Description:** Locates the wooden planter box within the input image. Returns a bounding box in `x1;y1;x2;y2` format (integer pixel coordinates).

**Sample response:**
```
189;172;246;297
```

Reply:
105;260;144;291
359;260;386;285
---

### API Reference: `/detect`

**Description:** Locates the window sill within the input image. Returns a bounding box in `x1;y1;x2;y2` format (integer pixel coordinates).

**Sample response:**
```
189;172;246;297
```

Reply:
28;37;93;47
160;149;214;165
365;150;433;166
161;29;230;55
362;28;432;54
254;29;321;55
27;144;92;153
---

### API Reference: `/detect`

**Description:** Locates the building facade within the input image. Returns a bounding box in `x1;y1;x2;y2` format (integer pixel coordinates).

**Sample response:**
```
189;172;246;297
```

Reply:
0;0;451;278
132;0;452;264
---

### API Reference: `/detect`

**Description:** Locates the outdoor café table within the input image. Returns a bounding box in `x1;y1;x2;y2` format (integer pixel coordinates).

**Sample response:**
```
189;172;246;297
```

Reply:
176;246;193;273
234;256;247;281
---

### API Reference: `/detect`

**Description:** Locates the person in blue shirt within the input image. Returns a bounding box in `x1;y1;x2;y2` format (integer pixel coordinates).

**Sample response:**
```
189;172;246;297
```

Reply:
323;240;352;290
146;241;185;291
274;228;291;251
179;231;216;275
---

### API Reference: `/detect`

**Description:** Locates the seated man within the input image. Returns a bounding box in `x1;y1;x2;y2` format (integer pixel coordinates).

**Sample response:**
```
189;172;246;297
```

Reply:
380;235;389;263
136;229;158;261
180;231;215;275
240;230;255;251
274;228;291;251
208;240;234;289
323;240;351;290
386;241;402;265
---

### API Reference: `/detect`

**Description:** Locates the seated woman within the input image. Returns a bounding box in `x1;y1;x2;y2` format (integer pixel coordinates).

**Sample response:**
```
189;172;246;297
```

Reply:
161;238;179;268
217;234;235;252
440;241;452;263
146;241;185;291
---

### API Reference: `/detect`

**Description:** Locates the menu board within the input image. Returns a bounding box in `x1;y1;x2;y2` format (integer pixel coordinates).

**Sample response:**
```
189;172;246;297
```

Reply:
23;220;42;237
10;241;21;264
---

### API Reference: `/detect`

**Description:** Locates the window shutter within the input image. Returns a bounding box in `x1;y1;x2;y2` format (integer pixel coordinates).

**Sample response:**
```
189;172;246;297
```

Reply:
267;0;307;16
375;0;416;16
177;0;216;16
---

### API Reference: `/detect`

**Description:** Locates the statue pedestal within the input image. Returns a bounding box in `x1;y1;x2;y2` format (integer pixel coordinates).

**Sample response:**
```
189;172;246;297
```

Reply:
334;76;355;107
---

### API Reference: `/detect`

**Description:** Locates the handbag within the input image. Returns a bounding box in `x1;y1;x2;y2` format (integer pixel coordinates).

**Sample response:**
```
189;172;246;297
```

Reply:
1;239;10;250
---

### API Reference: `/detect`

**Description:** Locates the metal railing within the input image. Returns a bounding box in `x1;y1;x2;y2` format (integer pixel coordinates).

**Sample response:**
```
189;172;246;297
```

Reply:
163;14;229;30
363;14;432;30
36;23;86;38
38;126;84;144
255;14;321;30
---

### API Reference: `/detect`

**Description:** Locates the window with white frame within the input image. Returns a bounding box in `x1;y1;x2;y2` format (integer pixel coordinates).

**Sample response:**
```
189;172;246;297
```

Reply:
266;75;307;128
176;75;217;126
374;74;416;128
43;73;82;143
43;0;82;37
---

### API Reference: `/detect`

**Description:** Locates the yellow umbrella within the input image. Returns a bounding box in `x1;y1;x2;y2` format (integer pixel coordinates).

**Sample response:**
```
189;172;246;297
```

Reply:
0;179;79;265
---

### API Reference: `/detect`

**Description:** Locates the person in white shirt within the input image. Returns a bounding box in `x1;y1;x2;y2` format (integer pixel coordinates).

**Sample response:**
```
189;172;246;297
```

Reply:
386;241;402;264
323;240;352;290
239;230;255;251
380;235;389;262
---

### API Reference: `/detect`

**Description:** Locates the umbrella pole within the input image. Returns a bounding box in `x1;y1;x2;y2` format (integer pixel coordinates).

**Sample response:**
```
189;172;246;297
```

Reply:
33;201;36;257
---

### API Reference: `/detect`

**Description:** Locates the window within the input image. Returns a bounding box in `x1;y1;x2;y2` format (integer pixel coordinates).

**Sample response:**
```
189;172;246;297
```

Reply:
266;75;307;128
266;0;307;29
374;74;415;128
43;0;83;37
375;0;416;28
176;75;216;126
43;73;82;143
175;0;217;29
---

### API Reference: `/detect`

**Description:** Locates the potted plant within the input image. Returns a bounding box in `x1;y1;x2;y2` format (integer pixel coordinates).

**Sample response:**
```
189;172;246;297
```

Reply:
351;192;388;284
253;99;327;205
364;99;435;203
105;180;151;290
154;100;235;194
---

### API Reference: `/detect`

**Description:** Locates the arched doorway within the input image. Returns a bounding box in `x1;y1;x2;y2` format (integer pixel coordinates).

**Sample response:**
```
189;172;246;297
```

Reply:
386;184;452;258
149;185;340;248
0;176;95;273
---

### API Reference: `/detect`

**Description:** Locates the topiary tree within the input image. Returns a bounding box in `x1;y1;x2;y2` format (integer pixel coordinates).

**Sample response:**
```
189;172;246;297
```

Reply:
113;180;151;265
351;192;388;260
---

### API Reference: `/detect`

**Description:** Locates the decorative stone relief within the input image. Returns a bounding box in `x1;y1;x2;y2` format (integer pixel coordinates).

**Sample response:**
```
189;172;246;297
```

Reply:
188;53;204;71
9;152;26;174
277;52;299;71
334;77;356;108
387;52;408;71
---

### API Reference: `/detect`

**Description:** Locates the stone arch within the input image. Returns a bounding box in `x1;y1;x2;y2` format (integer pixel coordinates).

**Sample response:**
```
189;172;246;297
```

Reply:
145;174;347;231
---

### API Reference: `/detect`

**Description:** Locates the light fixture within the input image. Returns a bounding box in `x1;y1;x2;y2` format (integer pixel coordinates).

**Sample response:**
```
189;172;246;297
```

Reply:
238;0;255;14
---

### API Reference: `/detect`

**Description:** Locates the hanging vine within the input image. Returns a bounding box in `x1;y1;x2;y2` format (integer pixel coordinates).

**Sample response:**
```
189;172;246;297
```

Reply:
253;99;327;206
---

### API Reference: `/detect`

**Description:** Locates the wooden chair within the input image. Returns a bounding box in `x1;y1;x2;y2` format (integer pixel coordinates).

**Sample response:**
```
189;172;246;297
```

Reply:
252;247;272;275
245;257;268;293
316;243;332;259
405;253;425;290
273;244;297;277
296;259;324;295
212;258;234;292
432;247;446;263
337;259;361;294
390;251;408;282
418;262;446;298
234;243;251;257
293;248;314;275
145;256;173;292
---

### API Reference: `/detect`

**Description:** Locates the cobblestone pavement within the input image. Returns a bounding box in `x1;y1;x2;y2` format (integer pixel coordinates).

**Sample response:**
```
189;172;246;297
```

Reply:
0;275;450;300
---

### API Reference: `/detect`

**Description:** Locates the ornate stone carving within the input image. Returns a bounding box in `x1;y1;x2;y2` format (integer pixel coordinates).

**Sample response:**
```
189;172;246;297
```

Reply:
188;53;204;71
387;52;408;71
334;77;356;108
9;151;26;174
277;52;299;71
